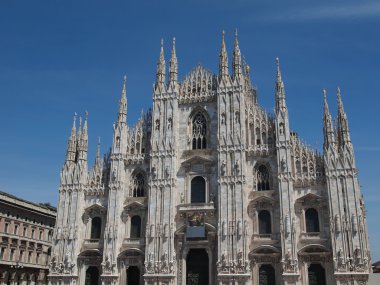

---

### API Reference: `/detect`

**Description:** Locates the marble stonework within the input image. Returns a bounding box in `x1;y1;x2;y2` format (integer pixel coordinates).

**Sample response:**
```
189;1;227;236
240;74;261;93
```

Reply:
48;32;371;285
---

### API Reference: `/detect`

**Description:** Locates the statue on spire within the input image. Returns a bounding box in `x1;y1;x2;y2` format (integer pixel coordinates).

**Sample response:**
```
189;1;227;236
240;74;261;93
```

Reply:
233;29;242;79
117;75;127;125
219;31;229;80
322;89;335;149
169;37;178;84
275;57;286;113
156;38;166;88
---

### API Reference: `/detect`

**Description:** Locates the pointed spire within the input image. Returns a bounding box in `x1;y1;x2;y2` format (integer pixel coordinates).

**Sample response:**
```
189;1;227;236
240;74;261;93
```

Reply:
336;87;351;148
65;113;77;163
275;57;286;112
77;112;88;162
233;29;242;79
169;37;178;83
77;116;82;139
219;30;229;80
156;38;166;87
117;75;127;124
82;111;88;141
95;137;101;166
322;89;334;149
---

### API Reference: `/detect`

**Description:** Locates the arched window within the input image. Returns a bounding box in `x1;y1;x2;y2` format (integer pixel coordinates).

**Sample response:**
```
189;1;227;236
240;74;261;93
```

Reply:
308;263;326;285
256;165;270;191
305;208;320;232
259;264;275;285
132;173;145;197
192;113;207;149
258;210;272;234
191;176;206;203
90;217;102;239
130;216;141;238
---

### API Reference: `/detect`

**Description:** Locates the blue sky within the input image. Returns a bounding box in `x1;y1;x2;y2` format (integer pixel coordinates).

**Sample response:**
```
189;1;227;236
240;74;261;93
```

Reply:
0;0;379;260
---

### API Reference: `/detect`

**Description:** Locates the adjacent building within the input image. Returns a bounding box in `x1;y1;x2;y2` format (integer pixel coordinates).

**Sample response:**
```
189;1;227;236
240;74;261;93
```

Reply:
48;32;371;285
0;191;56;285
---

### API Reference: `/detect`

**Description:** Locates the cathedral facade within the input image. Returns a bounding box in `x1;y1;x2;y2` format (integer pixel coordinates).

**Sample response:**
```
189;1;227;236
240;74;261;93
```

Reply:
48;32;371;285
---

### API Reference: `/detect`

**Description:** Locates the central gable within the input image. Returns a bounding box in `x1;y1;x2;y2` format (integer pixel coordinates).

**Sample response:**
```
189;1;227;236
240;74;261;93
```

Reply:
179;64;217;104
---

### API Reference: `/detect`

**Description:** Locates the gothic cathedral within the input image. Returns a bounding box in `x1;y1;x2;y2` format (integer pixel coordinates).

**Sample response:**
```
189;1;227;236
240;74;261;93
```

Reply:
48;32;371;285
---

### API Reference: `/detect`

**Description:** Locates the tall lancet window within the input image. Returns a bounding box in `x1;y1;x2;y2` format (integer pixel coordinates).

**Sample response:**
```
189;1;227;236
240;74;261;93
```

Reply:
132;173;145;197
90;217;102;239
256;165;270;191
191;176;206;203
192;113;207;149
305;208;320;232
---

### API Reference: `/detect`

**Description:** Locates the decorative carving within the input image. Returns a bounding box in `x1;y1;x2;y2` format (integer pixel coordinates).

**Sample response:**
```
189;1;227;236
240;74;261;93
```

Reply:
221;160;226;176
102;254;116;274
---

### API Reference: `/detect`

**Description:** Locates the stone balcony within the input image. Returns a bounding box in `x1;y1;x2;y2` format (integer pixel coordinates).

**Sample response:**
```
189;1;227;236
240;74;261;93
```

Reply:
299;232;327;245
252;233;280;244
177;202;215;214
82;238;103;250
120;237;145;251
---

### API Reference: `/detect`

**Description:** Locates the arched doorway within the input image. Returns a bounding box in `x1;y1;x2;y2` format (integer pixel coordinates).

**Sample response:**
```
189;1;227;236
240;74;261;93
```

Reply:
308;263;326;285
85;266;99;285
126;266;140;285
186;249;209;285
259;264;275;285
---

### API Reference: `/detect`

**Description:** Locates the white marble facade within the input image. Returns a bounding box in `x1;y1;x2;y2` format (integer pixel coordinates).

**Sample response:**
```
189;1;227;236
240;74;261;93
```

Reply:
48;32;371;285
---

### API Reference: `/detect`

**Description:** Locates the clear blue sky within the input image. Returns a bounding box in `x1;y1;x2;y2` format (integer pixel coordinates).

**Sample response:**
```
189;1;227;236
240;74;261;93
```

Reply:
0;0;379;260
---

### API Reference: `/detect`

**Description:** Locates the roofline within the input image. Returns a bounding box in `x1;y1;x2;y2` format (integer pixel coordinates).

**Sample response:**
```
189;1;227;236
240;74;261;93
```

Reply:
0;191;57;217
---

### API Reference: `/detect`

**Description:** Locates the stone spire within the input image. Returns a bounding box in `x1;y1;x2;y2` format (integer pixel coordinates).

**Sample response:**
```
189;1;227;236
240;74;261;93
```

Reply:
275;57;286;113
91;137;103;182
232;29;242;80
65;113;77;163
322;89;335;149
95;137;101;167
117;75;127;124
156;38;166;87
336;87;351;148
169;37;178;83
219;31;229;80
77;112;88;162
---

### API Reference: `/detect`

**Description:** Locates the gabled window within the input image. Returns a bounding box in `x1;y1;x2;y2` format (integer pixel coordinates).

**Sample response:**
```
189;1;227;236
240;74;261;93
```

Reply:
132;173;145;197
256;165;270;191
192;113;207;149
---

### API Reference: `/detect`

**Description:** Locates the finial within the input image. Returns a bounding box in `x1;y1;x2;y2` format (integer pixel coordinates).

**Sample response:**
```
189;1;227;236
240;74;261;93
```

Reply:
173;37;176;46
85;111;88;120
235;28;238;37
98;136;101;145
276;57;280;67
337;86;341;97
161;38;164;47
322;88;327;99
123;75;127;82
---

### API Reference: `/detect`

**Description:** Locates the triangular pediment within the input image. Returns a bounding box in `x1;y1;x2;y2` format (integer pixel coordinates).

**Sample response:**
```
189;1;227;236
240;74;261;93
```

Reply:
182;155;213;166
84;203;106;214
296;192;322;203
